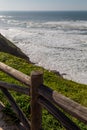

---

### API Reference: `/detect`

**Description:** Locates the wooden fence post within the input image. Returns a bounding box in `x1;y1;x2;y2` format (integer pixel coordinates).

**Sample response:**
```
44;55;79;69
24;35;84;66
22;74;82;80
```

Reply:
30;71;43;130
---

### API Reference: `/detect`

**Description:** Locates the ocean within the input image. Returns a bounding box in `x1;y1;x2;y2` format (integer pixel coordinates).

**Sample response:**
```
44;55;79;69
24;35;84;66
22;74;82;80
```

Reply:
0;11;87;84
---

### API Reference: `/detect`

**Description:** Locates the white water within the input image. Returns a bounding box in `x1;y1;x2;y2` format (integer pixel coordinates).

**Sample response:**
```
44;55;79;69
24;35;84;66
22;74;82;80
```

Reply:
0;20;87;84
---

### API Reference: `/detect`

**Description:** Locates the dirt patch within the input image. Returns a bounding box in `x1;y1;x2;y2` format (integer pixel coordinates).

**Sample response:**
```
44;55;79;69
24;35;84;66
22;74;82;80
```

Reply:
0;102;19;130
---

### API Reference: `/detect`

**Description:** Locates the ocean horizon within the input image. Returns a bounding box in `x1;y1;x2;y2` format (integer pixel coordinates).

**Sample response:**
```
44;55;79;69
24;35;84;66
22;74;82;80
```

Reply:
0;11;87;84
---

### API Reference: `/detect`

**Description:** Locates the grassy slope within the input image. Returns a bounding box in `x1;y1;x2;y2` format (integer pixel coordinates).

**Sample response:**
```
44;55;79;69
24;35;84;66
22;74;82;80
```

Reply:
0;52;87;129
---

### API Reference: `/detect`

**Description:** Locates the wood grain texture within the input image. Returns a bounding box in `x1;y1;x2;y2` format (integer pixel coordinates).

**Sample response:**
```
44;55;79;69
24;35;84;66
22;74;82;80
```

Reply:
0;62;31;86
30;71;43;130
0;81;30;95
39;85;87;124
38;96;80;130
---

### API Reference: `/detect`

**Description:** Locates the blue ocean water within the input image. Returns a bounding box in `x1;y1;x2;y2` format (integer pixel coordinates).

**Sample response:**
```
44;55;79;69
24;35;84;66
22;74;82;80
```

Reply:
0;11;87;21
0;11;87;84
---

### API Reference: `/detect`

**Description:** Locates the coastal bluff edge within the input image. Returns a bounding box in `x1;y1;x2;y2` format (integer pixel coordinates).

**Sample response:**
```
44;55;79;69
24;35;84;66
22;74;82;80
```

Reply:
0;33;30;62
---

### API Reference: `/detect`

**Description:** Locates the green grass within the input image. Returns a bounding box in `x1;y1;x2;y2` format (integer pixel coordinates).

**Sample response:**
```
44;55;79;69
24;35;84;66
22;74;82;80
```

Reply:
0;52;87;129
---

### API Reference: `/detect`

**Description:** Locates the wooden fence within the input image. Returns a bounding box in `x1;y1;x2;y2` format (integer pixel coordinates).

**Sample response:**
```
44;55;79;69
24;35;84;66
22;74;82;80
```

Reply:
0;61;87;130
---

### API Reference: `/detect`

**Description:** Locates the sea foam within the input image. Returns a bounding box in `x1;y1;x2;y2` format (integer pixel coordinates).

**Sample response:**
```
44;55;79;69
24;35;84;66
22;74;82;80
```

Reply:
0;17;87;84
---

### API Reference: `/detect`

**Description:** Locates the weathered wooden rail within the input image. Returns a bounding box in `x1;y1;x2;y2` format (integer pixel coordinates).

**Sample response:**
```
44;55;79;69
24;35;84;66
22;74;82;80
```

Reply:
0;61;87;130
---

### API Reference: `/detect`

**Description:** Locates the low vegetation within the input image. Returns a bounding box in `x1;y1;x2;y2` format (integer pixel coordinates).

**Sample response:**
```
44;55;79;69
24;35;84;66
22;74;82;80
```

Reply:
0;52;87;129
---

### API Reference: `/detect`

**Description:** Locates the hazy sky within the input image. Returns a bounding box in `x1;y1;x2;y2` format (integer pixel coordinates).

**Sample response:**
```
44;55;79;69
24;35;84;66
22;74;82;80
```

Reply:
0;0;87;11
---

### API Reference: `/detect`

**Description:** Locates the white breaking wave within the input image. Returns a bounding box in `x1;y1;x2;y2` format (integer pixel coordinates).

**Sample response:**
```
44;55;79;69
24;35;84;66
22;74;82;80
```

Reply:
0;19;87;85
